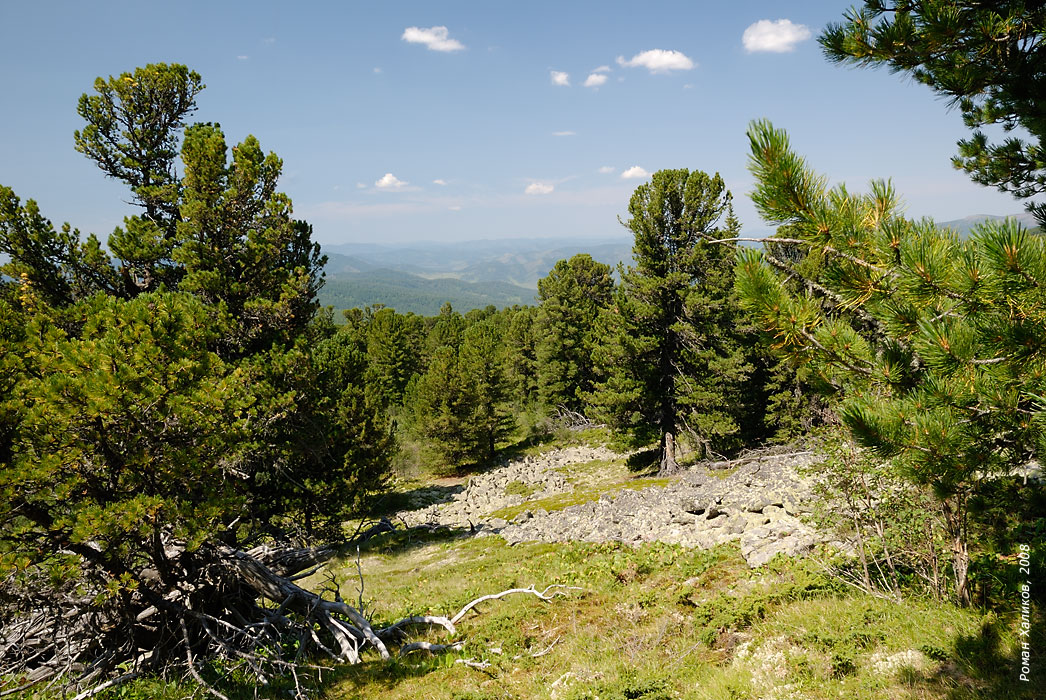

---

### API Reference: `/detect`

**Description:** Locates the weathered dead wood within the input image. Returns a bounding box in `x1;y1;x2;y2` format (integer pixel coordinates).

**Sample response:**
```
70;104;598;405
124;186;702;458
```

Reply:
2;537;581;699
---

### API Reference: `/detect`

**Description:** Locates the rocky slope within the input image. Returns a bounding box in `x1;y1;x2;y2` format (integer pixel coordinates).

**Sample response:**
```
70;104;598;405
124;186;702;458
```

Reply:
395;445;842;567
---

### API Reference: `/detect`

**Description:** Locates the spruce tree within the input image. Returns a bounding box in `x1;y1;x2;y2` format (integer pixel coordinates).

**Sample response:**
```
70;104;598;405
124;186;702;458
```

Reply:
411;345;476;469
536;254;614;412
500;306;540;406
590;169;750;474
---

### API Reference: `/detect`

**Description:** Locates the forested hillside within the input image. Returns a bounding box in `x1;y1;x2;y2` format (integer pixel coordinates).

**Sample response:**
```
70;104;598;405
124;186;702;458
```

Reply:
2;2;1045;698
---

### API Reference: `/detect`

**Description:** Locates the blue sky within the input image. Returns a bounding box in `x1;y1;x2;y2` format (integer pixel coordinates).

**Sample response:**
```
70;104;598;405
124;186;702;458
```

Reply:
0;1;1024;246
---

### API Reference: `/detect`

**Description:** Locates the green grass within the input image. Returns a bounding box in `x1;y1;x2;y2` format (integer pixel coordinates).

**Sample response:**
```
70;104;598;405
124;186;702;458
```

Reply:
310;537;1043;700
32;535;1043;700
488;476;672;522
21;438;1043;700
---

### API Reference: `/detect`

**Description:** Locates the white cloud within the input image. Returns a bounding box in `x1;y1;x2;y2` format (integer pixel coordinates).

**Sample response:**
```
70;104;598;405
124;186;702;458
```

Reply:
584;73;608;87
598;166;616;174
550;70;570;86
621;166;650;180
449;205;462;211
373;67;383;74
553;131;576;137
616;49;694;74
592;65;612;73
356;182;368;189
237;55;249;60
525;182;555;195
742;19;812;53
375;173;408;189
433;179;448;185
401;26;465;52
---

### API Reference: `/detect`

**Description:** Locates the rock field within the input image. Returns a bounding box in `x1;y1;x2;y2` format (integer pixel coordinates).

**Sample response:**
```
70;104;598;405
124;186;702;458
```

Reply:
395;444;841;567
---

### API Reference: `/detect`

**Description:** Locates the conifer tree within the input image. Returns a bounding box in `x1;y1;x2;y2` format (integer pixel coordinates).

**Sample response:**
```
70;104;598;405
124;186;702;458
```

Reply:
460;320;515;462
501;306;540;406
590;169;750;474
736;119;1046;603
364;307;417;408
536;254;614;412
0;65;395;690
411;345;476;468
821;1;1046;226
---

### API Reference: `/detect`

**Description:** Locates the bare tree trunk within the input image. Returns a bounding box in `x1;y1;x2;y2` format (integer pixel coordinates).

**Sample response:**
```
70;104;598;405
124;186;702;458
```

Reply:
941;497;971;606
659;431;679;475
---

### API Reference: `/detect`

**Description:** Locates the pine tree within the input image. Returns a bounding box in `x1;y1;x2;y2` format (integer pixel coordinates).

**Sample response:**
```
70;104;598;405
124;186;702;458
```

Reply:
736;119;1046;603
500;305;540;406
411;345;476;469
821;1;1046;226
460;320;515;463
364;307;417;408
536;254;614;412
590;169;750;474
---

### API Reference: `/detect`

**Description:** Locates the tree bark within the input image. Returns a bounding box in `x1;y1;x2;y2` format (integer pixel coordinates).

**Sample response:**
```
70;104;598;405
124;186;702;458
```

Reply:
659;431;679;475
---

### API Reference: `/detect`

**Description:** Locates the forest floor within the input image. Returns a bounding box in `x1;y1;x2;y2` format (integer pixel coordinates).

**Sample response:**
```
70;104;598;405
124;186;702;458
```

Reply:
310;436;1043;700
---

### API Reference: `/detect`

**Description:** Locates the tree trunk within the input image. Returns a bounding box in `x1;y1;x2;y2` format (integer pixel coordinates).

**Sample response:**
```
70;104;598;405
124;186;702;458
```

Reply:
941;497;971;606
658;431;679;475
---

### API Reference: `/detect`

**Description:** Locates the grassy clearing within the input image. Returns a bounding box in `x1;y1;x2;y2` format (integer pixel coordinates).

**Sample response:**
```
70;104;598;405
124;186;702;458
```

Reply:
25;528;1041;699
312;534;1042;700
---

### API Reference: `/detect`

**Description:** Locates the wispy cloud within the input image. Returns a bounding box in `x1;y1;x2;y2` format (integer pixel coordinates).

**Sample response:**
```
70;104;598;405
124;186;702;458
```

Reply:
742;19;812;53
598;166;616;174
592;65;612;73
584;73;608;87
525;182;555;195
375;173;409;189
550;70;570;86
433;179;448;185
237;55;249;61
616;49;694;74
373;67;383;74
621;166;650;179
402;26;465;52
553;131;576;137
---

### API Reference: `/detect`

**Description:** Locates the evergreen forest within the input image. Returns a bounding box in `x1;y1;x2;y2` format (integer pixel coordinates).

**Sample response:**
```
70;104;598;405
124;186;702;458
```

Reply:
2;2;1045;698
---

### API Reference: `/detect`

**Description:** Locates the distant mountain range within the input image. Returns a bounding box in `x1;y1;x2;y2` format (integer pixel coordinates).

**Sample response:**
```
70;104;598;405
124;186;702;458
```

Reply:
317;214;1043;316
935;212;1039;237
317;237;634;316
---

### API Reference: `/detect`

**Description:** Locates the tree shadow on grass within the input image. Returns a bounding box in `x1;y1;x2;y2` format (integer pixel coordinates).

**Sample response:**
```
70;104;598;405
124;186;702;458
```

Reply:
354;523;475;558
899;607;1045;699
363;482;465;519
322;654;464;698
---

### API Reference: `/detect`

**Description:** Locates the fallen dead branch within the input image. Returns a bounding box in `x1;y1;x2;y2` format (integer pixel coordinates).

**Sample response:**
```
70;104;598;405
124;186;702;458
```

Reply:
1;536;582;699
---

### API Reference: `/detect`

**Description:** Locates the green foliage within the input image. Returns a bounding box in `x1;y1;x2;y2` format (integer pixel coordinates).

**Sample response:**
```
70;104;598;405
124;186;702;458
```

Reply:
410;346;476;470
535;254;615;412
500;305;539;405
807;431;950;599
460;320;515;463
1;292;251;585
0;67;395;691
822;1;1046;226
737;119;1046;603
365;307;419;408
687;560;840;645
589;169;752;472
